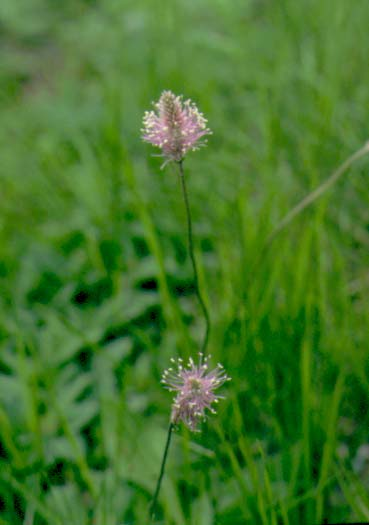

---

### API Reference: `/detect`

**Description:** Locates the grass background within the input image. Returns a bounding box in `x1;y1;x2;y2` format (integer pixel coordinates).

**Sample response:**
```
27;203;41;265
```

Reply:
0;0;369;523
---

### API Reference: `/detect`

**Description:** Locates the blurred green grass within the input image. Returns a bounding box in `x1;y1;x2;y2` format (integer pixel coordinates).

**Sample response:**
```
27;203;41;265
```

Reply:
0;0;369;524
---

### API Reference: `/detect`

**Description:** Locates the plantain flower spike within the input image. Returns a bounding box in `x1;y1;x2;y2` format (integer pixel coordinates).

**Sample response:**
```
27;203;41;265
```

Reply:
142;90;212;167
161;353;231;432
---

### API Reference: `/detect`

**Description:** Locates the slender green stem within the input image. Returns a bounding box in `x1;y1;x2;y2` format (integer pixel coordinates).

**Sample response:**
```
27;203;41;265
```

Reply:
177;160;211;355
149;423;174;521
149;162;211;521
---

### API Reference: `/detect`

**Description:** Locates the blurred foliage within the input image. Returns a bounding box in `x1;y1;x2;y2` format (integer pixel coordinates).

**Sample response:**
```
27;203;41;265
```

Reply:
0;0;369;524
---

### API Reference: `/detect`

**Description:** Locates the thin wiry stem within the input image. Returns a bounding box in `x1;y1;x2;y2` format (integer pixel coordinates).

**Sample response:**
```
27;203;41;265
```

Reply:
178;160;211;355
149;423;174;521
148;161;212;522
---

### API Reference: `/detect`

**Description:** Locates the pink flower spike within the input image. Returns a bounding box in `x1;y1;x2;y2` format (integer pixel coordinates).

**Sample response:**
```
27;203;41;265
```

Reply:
161;353;231;432
141;90;212;166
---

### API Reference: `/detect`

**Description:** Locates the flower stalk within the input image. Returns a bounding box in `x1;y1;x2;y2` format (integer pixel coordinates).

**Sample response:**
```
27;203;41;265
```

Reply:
177;160;210;355
149;423;174;521
142;91;230;522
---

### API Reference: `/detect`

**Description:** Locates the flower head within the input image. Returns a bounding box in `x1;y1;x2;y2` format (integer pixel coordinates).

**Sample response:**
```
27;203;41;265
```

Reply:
142;90;211;166
161;353;231;432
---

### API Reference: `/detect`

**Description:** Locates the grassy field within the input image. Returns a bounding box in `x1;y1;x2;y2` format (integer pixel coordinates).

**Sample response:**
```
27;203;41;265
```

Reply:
0;0;369;524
